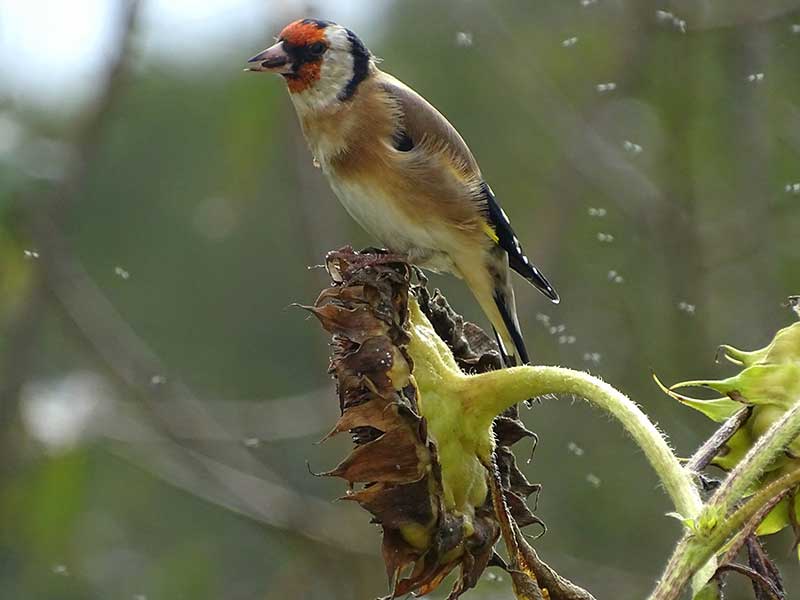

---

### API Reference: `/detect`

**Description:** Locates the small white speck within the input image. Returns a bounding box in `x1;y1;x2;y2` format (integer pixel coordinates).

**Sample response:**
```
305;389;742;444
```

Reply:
583;352;602;364
23;249;40;259
52;564;69;576
596;82;617;93
549;324;566;335
455;32;473;47
588;207;607;217
596;232;614;243
656;10;686;32
312;157;320;169
623;140;643;154
785;183;800;194
678;301;696;315
746;73;765;83
561;37;578;48
580;0;597;6
535;313;551;325
133;595;147;600
558;335;577;345
150;375;167;385
791;24;800;34
607;270;624;284
243;437;261;448
567;441;584;456
486;572;504;582
586;473;602;487
789;297;800;319
114;266;130;280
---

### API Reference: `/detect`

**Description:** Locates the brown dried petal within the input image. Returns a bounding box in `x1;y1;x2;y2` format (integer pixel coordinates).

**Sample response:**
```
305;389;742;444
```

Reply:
494;415;539;447
306;301;390;341
496;445;542;499
381;527;420;585
344;477;437;531
392;513;466;597
459;512;501;591
323;400;402;442
322;426;427;484
505;489;545;530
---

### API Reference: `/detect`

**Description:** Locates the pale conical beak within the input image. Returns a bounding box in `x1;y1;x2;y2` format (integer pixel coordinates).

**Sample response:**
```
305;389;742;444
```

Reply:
245;42;293;74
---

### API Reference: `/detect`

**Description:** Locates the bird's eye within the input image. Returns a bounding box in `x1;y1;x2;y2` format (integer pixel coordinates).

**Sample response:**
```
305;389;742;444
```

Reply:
309;42;327;56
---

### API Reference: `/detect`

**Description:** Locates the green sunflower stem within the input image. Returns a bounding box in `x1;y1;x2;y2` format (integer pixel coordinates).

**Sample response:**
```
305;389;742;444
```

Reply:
649;399;800;600
466;366;704;521
464;365;716;594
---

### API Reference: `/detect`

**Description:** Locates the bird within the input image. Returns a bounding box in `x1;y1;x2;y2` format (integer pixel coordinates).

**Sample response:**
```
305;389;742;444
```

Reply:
246;18;559;366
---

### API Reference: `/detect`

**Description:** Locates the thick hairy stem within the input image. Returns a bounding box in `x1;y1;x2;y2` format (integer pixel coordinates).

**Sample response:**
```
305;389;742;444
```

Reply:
467;366;703;522
650;401;800;600
463;366;714;593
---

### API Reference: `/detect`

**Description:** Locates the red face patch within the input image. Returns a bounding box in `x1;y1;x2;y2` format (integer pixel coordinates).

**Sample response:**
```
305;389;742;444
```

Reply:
279;20;327;47
286;62;322;94
277;20;329;93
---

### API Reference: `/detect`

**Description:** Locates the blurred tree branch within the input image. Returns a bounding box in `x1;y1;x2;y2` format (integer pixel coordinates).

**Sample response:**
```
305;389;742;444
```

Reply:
27;136;381;557
0;0;141;468
30;213;376;554
107;423;376;555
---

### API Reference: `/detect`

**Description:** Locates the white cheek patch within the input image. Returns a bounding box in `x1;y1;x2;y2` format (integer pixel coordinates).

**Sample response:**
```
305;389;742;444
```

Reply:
321;49;355;97
290;26;356;114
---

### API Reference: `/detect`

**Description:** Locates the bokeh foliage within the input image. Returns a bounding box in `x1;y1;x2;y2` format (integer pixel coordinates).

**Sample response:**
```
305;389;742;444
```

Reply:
1;1;799;599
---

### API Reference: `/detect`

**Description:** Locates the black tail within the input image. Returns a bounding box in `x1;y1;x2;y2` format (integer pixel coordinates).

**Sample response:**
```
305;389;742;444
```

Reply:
507;254;560;304
493;290;529;366
481;181;560;304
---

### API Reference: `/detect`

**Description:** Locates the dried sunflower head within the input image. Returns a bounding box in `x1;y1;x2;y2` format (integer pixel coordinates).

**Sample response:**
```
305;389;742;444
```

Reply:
306;247;593;600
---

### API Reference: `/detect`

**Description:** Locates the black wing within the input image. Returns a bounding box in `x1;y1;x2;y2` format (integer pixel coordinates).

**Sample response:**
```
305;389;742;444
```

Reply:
481;182;560;303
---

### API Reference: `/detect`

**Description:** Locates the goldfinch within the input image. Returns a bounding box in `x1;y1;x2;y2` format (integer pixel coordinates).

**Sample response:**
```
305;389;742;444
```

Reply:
247;19;559;365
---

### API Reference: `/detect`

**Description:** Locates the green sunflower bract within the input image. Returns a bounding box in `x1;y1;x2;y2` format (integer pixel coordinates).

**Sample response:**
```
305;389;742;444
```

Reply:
658;319;800;551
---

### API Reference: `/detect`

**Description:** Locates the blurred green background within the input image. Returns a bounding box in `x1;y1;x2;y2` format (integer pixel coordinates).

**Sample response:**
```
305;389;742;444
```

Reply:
1;1;799;598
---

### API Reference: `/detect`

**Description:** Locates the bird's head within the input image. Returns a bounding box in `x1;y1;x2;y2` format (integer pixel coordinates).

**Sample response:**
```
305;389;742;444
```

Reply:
246;19;373;113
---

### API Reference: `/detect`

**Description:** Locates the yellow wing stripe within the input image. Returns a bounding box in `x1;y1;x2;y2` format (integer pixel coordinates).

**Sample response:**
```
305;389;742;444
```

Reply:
482;221;499;243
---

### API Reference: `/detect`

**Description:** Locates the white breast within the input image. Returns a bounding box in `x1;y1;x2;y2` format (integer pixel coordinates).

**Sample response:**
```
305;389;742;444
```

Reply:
328;177;456;274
